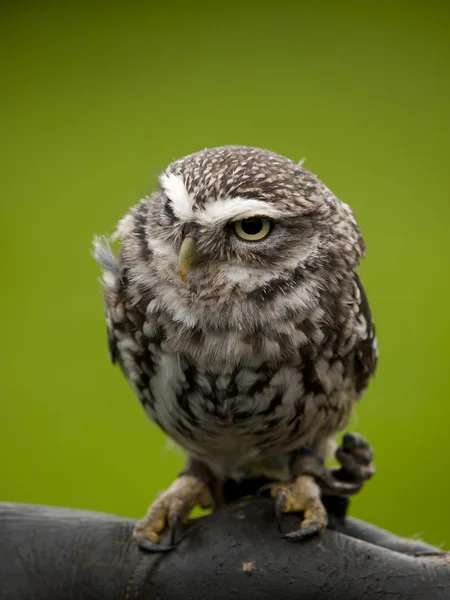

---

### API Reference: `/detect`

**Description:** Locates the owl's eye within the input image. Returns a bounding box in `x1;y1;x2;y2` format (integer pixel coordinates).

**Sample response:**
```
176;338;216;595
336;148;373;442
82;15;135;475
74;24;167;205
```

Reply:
233;218;272;241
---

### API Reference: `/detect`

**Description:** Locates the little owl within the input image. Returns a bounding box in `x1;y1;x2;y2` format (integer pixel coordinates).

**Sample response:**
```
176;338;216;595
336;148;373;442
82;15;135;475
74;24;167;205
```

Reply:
94;146;377;551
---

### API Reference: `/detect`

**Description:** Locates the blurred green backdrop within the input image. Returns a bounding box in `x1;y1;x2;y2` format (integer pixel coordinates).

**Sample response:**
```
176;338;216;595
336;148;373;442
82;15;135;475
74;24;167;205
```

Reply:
1;2;449;548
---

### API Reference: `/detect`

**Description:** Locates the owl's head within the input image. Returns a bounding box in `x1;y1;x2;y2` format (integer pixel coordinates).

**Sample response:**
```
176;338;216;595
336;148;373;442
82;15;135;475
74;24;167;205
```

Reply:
97;146;364;329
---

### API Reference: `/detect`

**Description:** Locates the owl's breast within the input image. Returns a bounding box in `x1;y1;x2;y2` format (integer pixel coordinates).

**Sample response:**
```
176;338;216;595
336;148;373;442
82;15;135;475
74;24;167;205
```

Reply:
143;345;355;478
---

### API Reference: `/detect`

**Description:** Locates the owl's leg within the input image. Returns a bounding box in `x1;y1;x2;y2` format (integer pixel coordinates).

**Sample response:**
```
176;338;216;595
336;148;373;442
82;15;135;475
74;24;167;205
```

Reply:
304;432;375;498
268;433;375;542
268;445;332;540
133;457;215;552
266;436;337;540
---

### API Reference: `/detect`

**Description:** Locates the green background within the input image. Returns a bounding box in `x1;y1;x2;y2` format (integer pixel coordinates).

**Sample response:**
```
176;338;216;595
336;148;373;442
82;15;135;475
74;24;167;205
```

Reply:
1;3;449;549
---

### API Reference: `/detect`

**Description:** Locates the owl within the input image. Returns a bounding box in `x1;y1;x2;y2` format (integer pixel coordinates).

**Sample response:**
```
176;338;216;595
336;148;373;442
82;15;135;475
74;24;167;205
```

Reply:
94;146;377;551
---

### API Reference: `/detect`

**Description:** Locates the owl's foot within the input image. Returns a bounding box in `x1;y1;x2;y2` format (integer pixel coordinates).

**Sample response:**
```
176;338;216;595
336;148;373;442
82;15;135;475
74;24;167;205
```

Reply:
133;474;212;552
288;433;375;499
269;475;327;541
268;434;375;541
334;432;375;486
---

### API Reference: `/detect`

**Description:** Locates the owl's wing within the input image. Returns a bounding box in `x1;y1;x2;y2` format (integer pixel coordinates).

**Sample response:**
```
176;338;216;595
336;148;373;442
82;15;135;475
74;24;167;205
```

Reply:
94;237;155;408
352;273;378;397
102;279;159;414
103;284;128;367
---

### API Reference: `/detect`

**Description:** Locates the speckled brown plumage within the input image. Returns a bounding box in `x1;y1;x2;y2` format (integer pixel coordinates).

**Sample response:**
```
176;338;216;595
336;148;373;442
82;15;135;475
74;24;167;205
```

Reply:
94;146;377;548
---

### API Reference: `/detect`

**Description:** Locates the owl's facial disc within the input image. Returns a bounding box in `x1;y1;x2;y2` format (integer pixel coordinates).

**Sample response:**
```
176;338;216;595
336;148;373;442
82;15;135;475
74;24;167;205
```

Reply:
159;171;307;283
178;216;275;281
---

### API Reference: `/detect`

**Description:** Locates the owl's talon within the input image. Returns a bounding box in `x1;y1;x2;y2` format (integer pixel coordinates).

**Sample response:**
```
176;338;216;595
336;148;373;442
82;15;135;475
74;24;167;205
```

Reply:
136;537;175;553
284;522;323;541
269;474;327;541
169;514;180;547
133;473;211;551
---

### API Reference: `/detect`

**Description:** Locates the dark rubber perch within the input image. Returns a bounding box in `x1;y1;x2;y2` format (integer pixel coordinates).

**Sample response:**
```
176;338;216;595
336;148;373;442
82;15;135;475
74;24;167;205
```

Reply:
0;500;448;600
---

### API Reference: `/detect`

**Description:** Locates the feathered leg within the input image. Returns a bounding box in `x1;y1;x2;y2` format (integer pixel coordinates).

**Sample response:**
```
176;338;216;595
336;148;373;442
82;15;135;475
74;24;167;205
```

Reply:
133;457;217;552
268;432;375;541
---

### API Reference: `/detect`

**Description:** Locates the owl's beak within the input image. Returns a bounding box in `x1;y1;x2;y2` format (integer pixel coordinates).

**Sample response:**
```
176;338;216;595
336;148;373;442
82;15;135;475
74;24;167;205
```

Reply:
179;236;196;281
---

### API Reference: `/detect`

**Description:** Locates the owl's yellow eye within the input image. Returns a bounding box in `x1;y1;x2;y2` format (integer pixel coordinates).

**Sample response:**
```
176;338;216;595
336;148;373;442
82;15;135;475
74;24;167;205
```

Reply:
233;218;272;241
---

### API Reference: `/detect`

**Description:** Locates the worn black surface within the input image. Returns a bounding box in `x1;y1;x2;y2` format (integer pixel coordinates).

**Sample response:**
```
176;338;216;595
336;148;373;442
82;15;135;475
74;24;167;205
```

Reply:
0;500;448;600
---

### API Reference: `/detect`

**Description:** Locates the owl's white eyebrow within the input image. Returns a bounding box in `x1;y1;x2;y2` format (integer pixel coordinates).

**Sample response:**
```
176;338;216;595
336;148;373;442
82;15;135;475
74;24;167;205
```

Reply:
159;172;282;223
196;197;282;224
159;172;195;220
